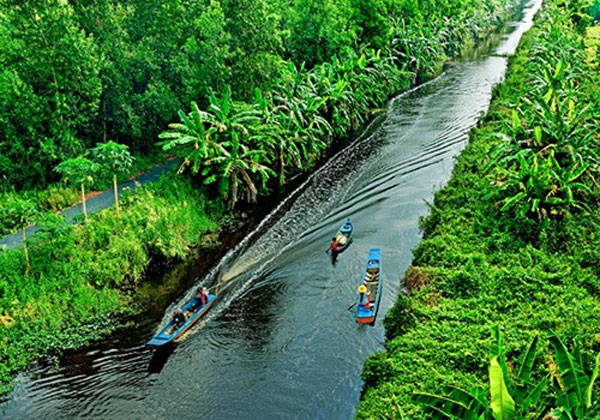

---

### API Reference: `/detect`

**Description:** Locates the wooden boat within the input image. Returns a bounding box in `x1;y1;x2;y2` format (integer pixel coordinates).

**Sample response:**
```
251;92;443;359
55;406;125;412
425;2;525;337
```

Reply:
356;248;382;325
334;218;353;252
146;293;215;347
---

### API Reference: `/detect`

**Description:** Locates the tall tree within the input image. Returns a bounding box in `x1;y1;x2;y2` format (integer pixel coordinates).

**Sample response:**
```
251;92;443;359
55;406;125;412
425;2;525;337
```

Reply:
350;0;392;49
222;0;284;99
91;141;134;217
284;0;358;67
55;157;98;221
71;0;137;145
0;0;103;189
179;0;232;105
4;199;38;276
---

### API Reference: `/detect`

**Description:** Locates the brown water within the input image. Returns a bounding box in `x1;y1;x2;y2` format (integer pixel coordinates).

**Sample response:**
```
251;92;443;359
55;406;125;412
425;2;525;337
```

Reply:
1;2;541;418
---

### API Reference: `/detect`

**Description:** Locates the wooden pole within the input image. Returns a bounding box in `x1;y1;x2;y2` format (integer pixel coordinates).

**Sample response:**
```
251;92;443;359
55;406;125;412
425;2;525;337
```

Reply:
81;182;88;221
22;228;30;276
113;173;119;217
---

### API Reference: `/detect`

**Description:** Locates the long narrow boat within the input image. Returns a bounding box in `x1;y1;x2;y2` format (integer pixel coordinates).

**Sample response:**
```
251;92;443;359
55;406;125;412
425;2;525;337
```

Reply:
356;248;382;325
146;293;215;347
334;218;354;252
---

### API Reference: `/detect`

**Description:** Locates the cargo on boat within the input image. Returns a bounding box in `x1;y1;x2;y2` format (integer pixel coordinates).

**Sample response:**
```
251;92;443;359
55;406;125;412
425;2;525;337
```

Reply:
356;248;382;325
147;293;215;347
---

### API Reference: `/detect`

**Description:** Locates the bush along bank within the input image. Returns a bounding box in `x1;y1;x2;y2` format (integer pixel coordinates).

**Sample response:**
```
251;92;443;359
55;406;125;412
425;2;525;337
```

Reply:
159;0;523;208
356;2;600;419
0;175;223;394
0;0;523;235
0;0;523;396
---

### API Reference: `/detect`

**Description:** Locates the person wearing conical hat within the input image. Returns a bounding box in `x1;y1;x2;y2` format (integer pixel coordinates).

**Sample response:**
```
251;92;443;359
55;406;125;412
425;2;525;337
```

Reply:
358;284;369;308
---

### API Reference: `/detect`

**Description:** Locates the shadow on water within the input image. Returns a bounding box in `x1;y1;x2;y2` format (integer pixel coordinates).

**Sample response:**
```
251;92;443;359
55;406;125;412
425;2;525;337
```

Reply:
147;345;175;374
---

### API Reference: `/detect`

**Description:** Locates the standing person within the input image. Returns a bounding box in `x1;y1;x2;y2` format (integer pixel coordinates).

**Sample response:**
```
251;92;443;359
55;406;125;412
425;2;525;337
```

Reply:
358;284;369;308
330;237;339;265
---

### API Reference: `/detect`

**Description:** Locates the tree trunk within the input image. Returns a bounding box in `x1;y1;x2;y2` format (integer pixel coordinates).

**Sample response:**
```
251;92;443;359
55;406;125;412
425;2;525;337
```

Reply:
113;173;119;217
279;147;285;187
103;102;107;142
81;182;88;221
22;228;30;277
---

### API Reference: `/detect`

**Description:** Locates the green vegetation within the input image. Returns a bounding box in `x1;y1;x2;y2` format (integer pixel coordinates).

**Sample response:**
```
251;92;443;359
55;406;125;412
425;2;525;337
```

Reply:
0;176;222;394
161;0;523;207
0;0;519;192
0;0;527;397
0;151;163;237
416;328;599;419
91;141;134;217
0;0;521;232
357;2;600;419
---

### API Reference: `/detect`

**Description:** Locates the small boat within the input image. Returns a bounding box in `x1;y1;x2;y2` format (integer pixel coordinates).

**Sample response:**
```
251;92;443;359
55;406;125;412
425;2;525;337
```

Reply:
334;218;353;252
356;248;382;325
146;293;215;347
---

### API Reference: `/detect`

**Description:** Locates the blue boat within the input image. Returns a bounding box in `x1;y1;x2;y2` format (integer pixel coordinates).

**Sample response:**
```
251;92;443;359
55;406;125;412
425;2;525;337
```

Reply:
334;218;354;252
146;293;215;347
356;248;382;325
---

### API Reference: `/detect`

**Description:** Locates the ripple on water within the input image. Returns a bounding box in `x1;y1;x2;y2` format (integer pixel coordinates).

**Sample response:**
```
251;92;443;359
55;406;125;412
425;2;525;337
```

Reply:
1;3;544;418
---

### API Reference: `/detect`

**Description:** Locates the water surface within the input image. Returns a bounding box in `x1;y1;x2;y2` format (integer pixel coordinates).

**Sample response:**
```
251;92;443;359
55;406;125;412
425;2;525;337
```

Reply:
2;2;541;418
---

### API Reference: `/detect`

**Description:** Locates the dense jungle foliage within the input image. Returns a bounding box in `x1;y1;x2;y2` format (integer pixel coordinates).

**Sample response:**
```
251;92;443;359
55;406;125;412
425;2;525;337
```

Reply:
0;0;536;397
357;2;600;419
0;0;522;237
0;0;518;192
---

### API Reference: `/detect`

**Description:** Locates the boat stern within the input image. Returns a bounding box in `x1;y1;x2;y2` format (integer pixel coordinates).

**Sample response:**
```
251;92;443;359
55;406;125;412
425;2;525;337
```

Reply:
357;316;375;324
146;335;171;347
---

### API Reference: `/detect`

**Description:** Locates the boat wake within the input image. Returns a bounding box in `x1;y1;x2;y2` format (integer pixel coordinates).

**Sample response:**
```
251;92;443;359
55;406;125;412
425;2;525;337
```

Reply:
155;76;445;337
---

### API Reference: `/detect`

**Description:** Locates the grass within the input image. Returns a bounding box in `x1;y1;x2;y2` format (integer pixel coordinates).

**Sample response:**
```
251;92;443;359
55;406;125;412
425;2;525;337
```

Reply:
0;151;168;237
0;175;223;394
356;7;600;420
586;24;600;68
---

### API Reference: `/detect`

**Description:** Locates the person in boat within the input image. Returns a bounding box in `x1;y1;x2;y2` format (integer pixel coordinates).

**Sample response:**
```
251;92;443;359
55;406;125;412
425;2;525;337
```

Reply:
330;237;339;265
358;284;370;308
197;287;209;307
173;311;185;328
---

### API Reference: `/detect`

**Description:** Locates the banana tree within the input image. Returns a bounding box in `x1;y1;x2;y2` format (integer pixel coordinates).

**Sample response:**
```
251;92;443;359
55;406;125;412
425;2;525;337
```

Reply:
547;333;600;419
258;114;303;186
484;145;592;219
55;157;98;221
415;326;548;419
158;102;220;173
270;72;332;173
205;131;275;208
91;141;134;217
208;85;261;135
160;95;274;206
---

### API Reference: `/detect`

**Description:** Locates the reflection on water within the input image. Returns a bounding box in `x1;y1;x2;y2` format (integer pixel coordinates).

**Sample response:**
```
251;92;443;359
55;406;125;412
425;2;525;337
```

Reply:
2;2;542;419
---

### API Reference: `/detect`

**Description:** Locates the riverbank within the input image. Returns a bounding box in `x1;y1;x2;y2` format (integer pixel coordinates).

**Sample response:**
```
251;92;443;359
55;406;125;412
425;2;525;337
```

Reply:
357;2;600;418
0;175;228;395
0;0;525;397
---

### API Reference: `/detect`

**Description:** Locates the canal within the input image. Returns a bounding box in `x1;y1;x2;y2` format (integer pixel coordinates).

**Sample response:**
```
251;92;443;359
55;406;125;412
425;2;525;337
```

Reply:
2;1;541;418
